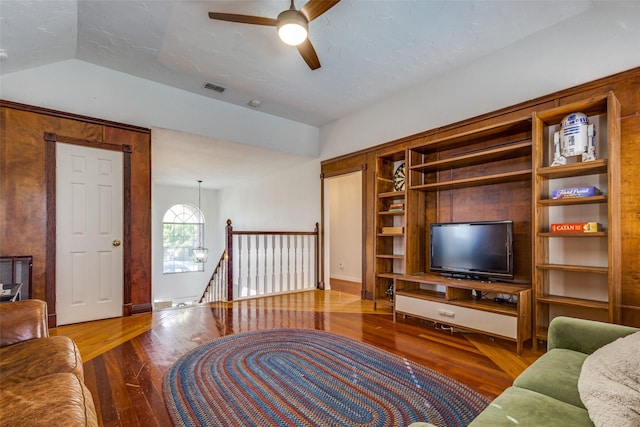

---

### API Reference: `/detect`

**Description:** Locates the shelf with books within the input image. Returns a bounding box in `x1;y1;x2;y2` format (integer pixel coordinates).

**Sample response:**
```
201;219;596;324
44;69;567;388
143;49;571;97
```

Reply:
532;92;621;349
374;150;407;310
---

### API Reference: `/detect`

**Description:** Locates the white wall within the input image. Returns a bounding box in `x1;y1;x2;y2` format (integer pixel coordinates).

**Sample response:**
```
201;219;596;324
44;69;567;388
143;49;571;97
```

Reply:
217;159;321;232
152;184;221;306
328;172;362;283
319;3;640;160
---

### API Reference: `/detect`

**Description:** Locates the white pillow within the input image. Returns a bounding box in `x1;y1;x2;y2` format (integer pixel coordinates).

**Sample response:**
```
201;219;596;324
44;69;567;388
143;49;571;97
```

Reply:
578;331;640;427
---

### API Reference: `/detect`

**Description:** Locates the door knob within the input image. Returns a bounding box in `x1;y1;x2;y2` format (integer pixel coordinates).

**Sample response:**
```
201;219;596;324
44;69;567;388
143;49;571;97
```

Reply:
112;239;121;247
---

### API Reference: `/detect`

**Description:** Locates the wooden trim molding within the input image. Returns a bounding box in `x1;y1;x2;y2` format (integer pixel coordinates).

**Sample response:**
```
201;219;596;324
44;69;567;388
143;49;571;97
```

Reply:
131;303;153;315
320;164;366;179
360;168;367;300
123;145;132;314
44;132;133;326
3;100;150;134
44;134;57;328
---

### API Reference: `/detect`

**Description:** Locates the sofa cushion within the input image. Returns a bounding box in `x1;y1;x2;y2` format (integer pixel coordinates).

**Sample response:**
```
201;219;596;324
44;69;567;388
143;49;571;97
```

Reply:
468;386;593;427
0;335;84;387
0;299;49;347
513;348;587;409
578;331;640;427
0;372;98;426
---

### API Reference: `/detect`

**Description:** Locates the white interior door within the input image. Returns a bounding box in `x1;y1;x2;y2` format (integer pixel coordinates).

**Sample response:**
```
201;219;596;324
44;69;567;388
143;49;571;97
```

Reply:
56;142;123;325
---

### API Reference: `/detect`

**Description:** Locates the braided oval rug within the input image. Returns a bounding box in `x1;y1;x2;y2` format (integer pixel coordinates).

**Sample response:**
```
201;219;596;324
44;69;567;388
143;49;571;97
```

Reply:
163;329;488;427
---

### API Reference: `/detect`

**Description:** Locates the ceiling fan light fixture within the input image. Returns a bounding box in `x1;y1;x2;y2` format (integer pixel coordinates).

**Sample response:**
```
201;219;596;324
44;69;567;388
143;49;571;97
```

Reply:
277;9;308;46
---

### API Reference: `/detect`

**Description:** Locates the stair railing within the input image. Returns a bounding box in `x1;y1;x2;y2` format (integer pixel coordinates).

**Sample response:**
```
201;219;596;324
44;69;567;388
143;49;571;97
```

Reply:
199;220;319;303
199;251;228;303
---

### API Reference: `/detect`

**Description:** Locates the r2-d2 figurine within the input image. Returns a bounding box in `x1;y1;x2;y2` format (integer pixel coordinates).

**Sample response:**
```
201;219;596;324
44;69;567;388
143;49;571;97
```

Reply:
551;112;596;166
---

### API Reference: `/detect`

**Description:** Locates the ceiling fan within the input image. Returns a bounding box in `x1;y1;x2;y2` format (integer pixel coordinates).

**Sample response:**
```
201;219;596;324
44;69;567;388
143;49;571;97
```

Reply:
208;0;341;70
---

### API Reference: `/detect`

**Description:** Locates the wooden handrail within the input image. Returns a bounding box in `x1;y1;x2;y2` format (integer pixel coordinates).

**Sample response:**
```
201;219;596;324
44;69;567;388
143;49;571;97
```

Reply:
198;250;227;303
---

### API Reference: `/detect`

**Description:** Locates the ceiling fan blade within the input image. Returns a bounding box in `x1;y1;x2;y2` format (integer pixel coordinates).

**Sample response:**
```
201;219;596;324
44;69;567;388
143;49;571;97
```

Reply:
208;12;277;27
297;38;321;70
300;0;340;22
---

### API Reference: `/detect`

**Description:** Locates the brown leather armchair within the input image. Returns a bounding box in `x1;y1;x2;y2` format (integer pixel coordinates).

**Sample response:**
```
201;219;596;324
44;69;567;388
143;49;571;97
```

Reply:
0;299;99;426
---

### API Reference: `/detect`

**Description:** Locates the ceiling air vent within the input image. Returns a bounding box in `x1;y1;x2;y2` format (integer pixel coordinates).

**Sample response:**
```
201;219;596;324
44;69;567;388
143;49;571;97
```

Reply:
204;82;225;93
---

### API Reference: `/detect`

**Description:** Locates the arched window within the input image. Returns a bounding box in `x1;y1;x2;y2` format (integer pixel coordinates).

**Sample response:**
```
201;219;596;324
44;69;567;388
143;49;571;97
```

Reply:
162;204;205;274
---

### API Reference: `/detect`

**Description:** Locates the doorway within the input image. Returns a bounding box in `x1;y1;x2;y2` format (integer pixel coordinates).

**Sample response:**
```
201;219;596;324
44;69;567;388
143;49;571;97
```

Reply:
323;170;364;296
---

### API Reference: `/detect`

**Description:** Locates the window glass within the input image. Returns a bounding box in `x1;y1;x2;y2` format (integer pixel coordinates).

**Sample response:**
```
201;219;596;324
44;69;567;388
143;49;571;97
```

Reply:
162;204;204;274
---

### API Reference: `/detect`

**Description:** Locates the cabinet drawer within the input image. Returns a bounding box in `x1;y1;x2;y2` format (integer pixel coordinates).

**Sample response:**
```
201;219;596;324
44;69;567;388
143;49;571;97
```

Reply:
395;295;517;339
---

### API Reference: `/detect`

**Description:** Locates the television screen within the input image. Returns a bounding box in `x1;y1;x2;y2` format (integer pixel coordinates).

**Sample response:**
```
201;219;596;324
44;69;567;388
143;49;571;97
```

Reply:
430;220;513;280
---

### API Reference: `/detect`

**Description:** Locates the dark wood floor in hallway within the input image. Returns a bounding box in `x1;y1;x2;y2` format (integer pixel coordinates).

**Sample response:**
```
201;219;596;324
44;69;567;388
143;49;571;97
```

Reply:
51;290;543;427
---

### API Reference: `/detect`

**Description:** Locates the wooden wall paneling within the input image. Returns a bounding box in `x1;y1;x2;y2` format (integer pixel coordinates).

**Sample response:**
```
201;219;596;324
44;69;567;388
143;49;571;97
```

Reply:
612;72;640;326
620;113;640;326
0;102;152;325
1;107;47;301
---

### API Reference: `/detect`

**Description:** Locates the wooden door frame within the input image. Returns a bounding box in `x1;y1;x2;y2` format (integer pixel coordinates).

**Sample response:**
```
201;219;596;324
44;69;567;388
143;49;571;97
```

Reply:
44;132;132;327
320;164;367;298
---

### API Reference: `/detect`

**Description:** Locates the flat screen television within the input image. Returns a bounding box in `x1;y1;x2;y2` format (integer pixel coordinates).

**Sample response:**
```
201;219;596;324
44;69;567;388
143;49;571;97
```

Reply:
429;220;514;281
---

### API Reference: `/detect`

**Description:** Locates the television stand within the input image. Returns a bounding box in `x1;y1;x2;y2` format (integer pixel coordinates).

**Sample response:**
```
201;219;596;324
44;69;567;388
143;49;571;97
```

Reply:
393;273;532;354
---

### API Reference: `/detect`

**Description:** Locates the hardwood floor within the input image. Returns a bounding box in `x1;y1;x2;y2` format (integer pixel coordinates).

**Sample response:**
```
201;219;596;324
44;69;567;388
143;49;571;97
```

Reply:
50;290;543;427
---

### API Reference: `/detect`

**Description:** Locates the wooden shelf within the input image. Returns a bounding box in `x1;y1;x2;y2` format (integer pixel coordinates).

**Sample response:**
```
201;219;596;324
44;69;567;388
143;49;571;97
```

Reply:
376;254;404;260
535;94;609;123
378;190;405;199
377;233;404;237
536;295;609;310
377;176;393;183
536;159;607;179
536;264;608;274
396;288;445;301
538;232;607;237
377;273;400;280
537;195;607;206
410;141;532;173
378;210;405;216
410;117;532;154
398;273;530;294
410;169;531;191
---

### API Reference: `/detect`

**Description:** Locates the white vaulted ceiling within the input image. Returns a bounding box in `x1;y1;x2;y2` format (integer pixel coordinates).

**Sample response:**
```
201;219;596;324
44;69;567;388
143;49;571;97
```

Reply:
0;0;595;127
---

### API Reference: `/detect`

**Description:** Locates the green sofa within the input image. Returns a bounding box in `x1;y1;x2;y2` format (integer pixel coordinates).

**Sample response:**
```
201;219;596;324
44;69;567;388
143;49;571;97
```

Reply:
410;316;639;427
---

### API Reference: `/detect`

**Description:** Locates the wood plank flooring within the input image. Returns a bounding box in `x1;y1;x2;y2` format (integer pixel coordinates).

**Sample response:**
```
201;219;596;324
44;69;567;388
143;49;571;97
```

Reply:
50;290;543;427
